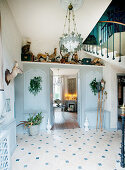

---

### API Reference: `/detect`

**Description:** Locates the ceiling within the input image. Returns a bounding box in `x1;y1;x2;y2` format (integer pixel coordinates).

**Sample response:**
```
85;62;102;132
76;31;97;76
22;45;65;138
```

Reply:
7;0;111;55
51;68;79;76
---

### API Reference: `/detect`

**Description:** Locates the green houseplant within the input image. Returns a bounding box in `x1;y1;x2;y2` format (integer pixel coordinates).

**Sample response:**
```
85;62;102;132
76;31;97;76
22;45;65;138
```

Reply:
17;112;43;136
29;76;42;96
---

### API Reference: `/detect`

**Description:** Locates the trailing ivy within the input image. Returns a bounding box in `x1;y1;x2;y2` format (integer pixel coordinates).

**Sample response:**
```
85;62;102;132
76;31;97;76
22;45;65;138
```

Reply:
29;76;42;96
89;78;98;95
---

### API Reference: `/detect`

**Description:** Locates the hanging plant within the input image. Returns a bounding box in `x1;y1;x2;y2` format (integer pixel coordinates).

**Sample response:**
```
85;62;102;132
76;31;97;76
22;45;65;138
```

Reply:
29;76;42;96
89;78;98;95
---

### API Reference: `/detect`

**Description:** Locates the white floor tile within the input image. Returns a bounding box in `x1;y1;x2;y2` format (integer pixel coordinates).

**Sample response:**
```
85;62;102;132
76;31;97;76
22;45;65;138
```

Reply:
12;128;122;170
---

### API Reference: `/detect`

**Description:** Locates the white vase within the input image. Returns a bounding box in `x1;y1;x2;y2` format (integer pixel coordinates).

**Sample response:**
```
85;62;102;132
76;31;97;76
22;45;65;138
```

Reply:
47;119;51;134
84;117;89;132
29;125;39;136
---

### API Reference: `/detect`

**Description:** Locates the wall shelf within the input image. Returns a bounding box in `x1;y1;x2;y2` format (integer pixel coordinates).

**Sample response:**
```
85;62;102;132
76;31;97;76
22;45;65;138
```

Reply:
22;61;104;68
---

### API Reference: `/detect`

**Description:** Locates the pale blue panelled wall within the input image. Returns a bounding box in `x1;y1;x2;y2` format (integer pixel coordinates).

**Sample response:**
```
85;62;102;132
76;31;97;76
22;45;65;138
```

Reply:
15;62;108;134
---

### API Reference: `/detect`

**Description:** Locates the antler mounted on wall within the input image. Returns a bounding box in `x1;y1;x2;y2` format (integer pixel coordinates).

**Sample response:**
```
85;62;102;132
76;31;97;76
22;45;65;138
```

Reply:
5;61;23;85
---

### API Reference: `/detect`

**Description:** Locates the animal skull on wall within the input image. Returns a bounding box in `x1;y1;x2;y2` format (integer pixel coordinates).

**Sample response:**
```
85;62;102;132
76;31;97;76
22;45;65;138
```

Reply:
5;61;23;85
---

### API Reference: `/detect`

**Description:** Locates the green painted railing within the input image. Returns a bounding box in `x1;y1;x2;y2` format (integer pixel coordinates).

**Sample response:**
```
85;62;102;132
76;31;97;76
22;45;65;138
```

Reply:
83;21;125;62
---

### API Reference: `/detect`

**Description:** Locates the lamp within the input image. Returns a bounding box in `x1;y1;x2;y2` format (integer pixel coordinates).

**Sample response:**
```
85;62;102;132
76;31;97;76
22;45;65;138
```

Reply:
59;3;83;53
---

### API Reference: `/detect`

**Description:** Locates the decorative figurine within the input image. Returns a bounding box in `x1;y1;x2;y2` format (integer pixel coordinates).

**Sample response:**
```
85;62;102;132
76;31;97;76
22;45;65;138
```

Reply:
45;48;57;62
21;41;34;61
72;52;79;63
91;57;104;66
5;61;23;85
60;50;70;63
37;53;47;62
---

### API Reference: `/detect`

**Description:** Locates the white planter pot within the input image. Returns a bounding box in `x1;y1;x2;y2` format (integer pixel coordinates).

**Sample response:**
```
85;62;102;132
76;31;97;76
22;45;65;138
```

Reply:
29;125;39;136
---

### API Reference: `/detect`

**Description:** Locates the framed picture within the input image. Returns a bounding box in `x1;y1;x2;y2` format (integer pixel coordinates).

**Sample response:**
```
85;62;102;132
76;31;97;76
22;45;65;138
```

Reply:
68;78;76;94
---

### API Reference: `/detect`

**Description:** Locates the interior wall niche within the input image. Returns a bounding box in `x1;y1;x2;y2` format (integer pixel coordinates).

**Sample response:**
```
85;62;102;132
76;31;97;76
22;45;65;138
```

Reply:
68;78;76;94
24;69;47;113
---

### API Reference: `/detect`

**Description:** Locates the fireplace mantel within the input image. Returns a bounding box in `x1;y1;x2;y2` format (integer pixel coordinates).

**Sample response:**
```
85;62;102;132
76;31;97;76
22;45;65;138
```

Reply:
64;100;77;112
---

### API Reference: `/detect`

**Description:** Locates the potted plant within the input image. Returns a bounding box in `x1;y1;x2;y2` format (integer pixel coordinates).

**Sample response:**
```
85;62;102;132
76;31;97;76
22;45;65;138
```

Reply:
17;112;43;136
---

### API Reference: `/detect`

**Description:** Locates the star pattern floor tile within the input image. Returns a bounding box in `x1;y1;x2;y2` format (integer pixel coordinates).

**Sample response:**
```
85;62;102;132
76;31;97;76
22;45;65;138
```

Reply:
12;129;122;170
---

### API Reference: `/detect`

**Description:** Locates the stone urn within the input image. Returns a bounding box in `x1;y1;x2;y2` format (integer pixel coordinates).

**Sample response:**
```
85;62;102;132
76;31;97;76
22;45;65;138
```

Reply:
29;125;39;136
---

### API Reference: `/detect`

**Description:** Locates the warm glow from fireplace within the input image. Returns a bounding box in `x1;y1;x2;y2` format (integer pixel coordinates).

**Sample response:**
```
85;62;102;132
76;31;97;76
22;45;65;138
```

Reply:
65;93;77;100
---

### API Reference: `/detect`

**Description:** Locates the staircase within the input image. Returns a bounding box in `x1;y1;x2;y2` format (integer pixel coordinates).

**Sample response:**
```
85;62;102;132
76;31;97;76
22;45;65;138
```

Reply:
83;21;125;69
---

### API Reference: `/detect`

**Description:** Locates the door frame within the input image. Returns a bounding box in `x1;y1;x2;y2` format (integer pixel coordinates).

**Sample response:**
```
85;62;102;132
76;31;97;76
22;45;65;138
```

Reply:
49;67;82;128
117;73;125;129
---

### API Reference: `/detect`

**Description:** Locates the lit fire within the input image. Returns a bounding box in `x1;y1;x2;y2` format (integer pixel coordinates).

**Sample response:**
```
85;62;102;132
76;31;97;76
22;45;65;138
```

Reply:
65;93;77;100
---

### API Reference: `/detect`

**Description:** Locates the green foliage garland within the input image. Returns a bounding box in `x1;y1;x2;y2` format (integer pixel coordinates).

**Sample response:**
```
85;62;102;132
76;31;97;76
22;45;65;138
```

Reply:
89;78;98;95
29;76;42;96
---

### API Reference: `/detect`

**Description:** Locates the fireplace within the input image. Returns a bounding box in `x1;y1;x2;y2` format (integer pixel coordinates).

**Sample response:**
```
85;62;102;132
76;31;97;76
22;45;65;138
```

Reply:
64;100;77;112
68;104;75;112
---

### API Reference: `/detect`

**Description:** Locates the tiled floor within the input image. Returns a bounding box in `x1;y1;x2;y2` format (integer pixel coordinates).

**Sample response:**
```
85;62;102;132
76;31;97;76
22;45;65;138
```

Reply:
12;128;122;170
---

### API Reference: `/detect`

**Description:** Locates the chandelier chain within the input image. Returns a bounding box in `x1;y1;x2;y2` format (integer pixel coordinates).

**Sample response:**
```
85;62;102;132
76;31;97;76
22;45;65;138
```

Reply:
68;9;71;34
63;9;68;34
72;10;78;34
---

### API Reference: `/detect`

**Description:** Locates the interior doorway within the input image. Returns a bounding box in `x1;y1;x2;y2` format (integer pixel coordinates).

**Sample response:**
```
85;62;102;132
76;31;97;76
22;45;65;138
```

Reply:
117;75;125;129
50;68;80;130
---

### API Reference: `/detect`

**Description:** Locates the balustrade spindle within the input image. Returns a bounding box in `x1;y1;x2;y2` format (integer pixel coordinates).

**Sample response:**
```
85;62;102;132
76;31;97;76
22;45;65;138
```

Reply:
88;45;90;52
101;23;103;56
92;45;95;54
96;23;99;55
105;26;106;43
119;25;121;62
107;24;109;58
113;23;115;60
92;28;95;54
103;27;104;44
89;45;91;53
90;45;92;53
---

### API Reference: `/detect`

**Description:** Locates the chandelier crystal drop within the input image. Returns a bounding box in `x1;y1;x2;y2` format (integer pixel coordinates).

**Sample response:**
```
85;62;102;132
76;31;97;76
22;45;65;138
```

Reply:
59;3;83;53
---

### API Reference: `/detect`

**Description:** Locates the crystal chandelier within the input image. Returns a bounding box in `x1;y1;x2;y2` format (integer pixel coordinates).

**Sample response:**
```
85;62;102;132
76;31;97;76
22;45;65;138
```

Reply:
59;3;83;53
53;69;62;86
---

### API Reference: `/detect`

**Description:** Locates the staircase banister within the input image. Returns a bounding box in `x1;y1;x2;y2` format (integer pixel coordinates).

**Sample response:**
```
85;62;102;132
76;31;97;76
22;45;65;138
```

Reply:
99;21;125;27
